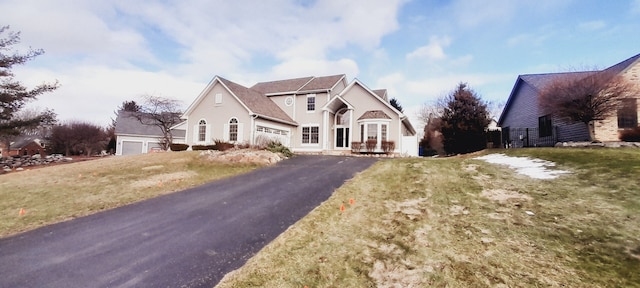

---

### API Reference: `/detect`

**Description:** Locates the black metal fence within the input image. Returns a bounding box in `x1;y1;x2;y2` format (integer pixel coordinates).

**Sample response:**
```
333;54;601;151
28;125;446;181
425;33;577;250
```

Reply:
501;127;558;148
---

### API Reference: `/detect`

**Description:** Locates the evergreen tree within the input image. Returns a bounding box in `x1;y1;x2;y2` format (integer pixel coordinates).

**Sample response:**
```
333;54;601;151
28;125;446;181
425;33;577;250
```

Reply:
0;26;58;147
440;83;490;154
390;97;404;112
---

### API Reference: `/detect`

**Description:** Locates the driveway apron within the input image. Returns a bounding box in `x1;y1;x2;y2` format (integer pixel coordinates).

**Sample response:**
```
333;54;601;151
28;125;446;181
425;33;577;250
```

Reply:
0;155;377;288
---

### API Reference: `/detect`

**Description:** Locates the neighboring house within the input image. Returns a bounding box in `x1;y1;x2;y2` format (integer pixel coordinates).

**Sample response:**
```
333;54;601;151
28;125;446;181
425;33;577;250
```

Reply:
114;111;186;156
181;74;418;155
499;53;640;147
0;136;47;157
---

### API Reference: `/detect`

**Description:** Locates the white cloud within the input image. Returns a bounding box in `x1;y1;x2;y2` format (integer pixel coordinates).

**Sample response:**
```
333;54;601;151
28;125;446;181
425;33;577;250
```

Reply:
578;20;606;31
16;65;204;126
406;36;451;60
633;0;640;14
1;0;407;125
450;0;516;28
270;58;360;79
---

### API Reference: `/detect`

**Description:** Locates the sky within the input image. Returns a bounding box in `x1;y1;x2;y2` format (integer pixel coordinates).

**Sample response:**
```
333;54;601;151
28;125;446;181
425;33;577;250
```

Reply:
2;0;639;129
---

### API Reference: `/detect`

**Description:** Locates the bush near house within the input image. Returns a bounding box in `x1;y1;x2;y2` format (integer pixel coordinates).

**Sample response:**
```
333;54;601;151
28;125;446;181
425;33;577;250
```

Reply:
191;145;217;151
365;139;377;153
381;141;395;154
169;143;189;151
265;141;294;158
214;140;235;151
619;127;640;142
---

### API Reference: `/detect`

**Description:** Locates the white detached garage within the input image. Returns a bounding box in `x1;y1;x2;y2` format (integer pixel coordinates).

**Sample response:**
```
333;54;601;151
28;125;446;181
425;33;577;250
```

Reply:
114;111;186;156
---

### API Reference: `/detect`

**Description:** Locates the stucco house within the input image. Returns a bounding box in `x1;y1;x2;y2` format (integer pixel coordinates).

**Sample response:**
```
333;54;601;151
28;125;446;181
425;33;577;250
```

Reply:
114;111;186;155
499;53;640;147
181;74;418;155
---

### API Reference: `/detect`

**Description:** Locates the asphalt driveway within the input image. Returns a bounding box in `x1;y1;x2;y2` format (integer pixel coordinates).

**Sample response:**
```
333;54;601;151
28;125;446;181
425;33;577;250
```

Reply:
0;155;378;287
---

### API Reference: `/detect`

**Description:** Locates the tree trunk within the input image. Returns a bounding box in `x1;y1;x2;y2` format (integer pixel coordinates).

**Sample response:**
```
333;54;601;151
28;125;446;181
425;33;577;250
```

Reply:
587;121;597;142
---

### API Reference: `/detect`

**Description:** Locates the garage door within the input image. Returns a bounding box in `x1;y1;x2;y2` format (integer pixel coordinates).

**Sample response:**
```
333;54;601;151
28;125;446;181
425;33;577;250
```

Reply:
121;141;143;155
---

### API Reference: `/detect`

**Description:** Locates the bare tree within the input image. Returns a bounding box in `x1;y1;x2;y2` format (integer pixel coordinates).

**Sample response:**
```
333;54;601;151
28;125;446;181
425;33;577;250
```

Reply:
49;121;108;156
136;94;182;150
539;70;640;141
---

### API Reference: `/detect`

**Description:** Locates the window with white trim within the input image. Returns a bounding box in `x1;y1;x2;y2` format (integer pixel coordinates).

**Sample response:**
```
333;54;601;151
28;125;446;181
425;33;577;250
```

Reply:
229;118;238;142
198;120;207;142
302;126;319;144
367;123;377;140
307;94;316;111
215;93;223;104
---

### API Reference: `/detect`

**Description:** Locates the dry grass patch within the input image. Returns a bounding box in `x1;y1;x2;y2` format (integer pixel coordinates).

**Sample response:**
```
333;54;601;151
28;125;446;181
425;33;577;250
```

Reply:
216;149;640;287
0;151;262;237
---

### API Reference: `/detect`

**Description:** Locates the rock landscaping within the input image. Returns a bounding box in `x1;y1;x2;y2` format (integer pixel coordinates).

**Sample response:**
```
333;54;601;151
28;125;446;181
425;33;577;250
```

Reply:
1;154;73;173
198;149;286;165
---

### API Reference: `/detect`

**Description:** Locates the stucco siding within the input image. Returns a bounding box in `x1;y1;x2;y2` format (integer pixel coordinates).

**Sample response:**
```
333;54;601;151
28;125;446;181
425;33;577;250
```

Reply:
289;92;328;150
344;85;401;148
186;82;251;145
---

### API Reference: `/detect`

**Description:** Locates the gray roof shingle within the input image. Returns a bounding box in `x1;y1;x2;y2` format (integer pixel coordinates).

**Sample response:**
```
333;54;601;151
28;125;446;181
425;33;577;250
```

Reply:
358;110;392;120
250;76;314;94
218;77;296;124
115;111;185;137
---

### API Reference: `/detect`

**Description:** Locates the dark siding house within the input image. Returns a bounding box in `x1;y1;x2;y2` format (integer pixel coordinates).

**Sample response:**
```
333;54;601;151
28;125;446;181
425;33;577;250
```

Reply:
499;53;640;146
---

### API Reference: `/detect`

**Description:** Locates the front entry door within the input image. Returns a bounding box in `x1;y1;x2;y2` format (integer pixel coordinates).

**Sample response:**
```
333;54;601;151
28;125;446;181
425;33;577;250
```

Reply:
336;127;349;148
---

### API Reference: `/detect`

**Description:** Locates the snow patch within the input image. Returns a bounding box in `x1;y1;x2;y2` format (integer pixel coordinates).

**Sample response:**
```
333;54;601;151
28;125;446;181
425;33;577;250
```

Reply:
474;154;570;179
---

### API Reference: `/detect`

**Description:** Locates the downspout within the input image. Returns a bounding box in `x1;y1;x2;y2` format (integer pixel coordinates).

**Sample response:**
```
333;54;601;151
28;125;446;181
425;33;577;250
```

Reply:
250;114;258;146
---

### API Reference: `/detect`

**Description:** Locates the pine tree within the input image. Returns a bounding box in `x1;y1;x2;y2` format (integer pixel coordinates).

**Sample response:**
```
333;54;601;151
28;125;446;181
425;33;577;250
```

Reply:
440;83;490;154
0;26;58;146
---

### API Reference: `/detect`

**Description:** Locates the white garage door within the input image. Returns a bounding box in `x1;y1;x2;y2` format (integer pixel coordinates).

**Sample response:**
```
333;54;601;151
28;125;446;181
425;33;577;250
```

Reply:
121;141;143;155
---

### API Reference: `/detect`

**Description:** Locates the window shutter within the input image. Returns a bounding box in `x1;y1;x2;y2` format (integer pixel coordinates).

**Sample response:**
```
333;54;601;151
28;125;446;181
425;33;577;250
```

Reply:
206;125;212;143
192;124;199;143
223;124;229;141
237;123;244;142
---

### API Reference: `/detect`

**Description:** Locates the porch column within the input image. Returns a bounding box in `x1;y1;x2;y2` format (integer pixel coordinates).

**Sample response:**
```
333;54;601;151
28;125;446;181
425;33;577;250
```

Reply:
322;110;329;150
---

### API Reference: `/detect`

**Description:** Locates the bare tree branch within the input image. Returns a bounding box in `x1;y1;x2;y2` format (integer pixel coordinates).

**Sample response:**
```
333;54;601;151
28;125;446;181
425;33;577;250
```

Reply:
136;94;182;150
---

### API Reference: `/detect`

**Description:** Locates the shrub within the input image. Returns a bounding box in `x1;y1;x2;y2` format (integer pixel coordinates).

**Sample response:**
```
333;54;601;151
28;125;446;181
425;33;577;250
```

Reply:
191;145;216;150
381;141;395;154
266;141;294;158
351;142;363;153
619;127;640;142
213;139;235;151
365;139;377;153
169;143;189;151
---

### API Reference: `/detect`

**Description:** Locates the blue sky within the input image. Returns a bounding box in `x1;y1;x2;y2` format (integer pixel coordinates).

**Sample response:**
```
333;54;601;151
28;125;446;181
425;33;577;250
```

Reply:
2;0;639;128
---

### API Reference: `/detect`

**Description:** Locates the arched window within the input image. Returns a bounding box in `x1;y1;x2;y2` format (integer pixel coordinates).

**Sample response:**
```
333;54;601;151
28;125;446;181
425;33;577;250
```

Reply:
198;120;207;142
229;118;238;142
336;108;350;125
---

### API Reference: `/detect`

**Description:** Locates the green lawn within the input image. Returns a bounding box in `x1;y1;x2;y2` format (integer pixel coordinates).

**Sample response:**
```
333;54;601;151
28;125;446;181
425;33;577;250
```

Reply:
215;148;640;287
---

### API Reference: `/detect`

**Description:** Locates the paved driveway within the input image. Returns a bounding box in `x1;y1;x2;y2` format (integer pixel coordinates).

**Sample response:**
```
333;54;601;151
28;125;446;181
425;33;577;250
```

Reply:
0;155;377;287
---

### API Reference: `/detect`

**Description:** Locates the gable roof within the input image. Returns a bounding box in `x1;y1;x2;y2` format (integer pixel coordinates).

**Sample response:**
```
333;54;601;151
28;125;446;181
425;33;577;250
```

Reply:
250;76;314;95
372;89;388;100
299;74;346;92
358;110;392;120
499;53;640;126
603;53;640;75
339;79;416;135
217;77;296;125
182;76;296;126
9;136;44;150
115;111;185;138
499;71;596;125
251;74;345;95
